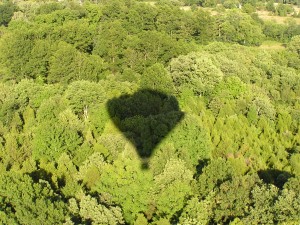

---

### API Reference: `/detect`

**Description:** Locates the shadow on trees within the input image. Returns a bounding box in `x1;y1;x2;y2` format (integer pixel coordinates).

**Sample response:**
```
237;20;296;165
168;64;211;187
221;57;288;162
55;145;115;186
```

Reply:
107;89;184;169
258;169;293;189
28;166;61;197
194;159;210;179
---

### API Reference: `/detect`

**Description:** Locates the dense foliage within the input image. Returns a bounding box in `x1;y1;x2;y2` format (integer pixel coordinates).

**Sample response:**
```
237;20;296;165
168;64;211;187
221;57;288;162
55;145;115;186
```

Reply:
0;0;300;224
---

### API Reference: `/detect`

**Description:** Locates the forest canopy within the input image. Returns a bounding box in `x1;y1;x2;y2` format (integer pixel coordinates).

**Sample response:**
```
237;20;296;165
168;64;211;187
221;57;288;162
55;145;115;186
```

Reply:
0;0;300;224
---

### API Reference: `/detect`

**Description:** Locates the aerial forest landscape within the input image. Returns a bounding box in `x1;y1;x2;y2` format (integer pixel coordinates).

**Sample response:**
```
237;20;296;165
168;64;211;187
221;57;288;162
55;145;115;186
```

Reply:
0;0;300;224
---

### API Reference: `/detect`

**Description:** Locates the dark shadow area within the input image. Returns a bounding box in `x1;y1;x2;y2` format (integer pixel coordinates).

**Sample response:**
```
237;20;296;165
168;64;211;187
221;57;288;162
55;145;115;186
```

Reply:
194;158;210;179
27;161;63;196
27;168;61;196
286;145;300;157
29;168;53;184
107;89;184;169
258;169;293;189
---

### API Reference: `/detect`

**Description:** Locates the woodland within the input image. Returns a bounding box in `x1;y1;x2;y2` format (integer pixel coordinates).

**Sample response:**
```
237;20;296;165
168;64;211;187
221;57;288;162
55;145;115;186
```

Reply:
0;0;300;224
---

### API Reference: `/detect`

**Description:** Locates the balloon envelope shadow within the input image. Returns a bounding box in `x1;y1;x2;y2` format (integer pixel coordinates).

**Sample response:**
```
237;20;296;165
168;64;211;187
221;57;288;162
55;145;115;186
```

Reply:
106;89;184;169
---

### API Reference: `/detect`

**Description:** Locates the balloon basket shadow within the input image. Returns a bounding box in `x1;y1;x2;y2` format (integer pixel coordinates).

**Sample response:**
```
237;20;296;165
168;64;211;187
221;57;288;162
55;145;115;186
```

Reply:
140;158;150;170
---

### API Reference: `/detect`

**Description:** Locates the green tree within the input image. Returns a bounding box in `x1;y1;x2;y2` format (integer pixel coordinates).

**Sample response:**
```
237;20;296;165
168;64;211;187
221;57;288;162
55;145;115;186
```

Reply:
47;42;107;83
200;0;218;7
179;194;215;225
168;114;213;169
141;63;175;94
58;20;95;53
0;1;16;26
93;156;153;224
288;35;300;55
0;172;66;224
68;194;124;224
212;175;257;223
64;80;106;116
243;184;278;224
197;158;234;197
51;153;81;198
0;31;35;81
170;52;223;96
35;2;64;15
152;158;194;220
155;3;185;38
93;20;127;72
193;9;216;44
47;42;81;83
217;10;264;45
33;97;83;161
32;119;83;161
274;189;300;223
25;39;52;80
136;30;191;69
266;0;276;12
